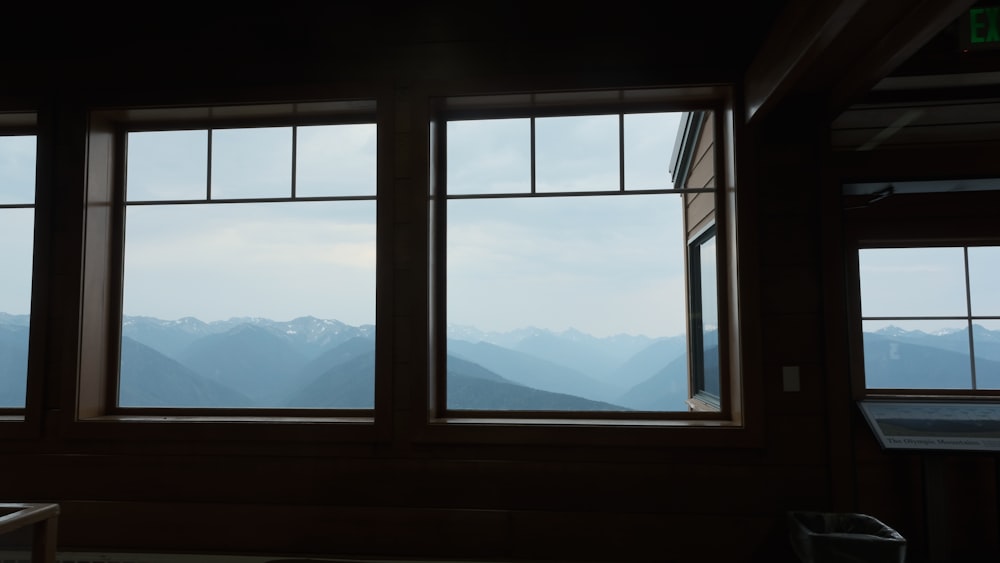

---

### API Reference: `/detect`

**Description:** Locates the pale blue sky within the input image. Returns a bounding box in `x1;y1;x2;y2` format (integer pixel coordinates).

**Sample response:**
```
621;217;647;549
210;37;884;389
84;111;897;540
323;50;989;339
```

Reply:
4;114;710;338
8;121;999;337
859;246;1000;332
121;113;692;337
122;124;378;326
0;135;36;316
445;112;689;338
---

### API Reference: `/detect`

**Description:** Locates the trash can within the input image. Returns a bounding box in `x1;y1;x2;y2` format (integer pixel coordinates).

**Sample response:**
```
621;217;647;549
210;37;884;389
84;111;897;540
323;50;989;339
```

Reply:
787;510;906;563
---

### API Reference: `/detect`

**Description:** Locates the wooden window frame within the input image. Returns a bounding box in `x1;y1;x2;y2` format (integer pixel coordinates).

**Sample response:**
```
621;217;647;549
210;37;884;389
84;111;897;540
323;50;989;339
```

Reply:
688;223;721;408
844;182;1000;401
0;113;42;437
72;100;390;443
419;86;759;447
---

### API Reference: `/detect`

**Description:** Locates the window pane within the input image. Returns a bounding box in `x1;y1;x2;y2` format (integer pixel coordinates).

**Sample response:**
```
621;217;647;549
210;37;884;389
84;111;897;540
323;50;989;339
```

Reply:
0;136;35;205
859;247;968;318
0;208;33;407
447;118;530;195
624;112;681;190
694;233;719;398
447;194;691;411
536;115;619;192
126;130;207;201
975;319;1000;390
969;246;1000;316
120;201;376;408
295;124;377;197
212;127;292;199
862;319;972;389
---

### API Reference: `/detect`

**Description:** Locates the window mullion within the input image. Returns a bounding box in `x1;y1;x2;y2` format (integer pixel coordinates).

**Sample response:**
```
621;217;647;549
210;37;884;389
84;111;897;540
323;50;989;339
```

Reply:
206;128;214;201
965;246;978;389
529;117;536;194
291;126;298;199
618;113;625;192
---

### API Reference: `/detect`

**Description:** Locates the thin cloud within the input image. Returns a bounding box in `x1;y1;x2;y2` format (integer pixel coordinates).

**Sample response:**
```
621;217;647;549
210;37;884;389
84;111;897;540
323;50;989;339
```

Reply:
0;208;33;314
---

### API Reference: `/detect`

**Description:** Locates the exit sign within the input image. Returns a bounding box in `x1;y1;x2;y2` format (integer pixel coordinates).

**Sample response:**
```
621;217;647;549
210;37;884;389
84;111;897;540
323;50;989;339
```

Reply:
961;5;1000;51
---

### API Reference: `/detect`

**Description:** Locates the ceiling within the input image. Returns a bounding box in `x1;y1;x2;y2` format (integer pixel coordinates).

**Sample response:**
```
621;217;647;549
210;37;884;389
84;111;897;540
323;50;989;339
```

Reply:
3;0;995;150
831;1;1000;150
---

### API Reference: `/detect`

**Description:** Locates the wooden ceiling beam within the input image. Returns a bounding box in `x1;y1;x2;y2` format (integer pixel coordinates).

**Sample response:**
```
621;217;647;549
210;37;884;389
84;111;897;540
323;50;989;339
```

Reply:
826;0;978;114
745;0;978;124
744;0;868;124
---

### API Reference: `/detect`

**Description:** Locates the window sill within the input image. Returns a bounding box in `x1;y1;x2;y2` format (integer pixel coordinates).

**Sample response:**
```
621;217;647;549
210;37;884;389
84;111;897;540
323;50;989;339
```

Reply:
0;414;42;440
87;414;375;424
433;415;733;426
686;396;721;412
414;414;758;449
61;414;382;444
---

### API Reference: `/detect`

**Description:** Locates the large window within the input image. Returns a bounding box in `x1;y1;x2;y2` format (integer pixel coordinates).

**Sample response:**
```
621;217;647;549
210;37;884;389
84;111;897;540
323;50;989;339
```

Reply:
81;102;379;418
429;89;740;424
0;133;35;410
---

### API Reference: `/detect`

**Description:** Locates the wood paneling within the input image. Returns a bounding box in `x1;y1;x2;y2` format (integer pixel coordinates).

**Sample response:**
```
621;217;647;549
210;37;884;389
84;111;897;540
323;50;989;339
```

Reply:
0;3;990;561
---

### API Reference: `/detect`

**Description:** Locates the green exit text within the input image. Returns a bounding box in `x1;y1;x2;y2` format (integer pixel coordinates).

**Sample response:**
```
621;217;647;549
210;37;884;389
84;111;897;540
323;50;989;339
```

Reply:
970;7;1000;43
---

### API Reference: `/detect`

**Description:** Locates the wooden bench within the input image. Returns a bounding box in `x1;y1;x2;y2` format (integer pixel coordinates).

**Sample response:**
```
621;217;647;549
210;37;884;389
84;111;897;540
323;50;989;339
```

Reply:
0;503;59;563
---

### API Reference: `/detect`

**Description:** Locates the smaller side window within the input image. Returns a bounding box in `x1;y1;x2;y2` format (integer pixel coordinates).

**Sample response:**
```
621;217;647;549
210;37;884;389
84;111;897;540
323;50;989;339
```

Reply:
858;245;1000;391
688;226;720;407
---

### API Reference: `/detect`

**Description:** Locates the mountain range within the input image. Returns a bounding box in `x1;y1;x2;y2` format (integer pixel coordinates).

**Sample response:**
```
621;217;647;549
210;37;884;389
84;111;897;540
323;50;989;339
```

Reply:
864;325;1000;389
2;316;995;409
0;313;724;411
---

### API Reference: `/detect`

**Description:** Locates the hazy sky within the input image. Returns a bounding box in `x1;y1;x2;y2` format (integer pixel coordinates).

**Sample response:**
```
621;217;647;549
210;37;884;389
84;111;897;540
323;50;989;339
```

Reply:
859;246;1000;333
444;112;692;338
120;112;696;338
121;124;378;326
7;119;999;337
4;113;708;338
0;135;35;317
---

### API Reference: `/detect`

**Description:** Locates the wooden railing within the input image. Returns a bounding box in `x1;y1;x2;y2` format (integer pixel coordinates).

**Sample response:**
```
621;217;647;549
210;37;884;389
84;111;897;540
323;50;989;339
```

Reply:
0;503;59;563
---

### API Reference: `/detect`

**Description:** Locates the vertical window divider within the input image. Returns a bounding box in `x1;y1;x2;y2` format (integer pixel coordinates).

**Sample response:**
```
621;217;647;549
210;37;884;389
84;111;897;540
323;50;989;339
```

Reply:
433;117;449;416
618;113;625;191
109;127;130;412
965;246;979;389
529;118;536;194
291;126;298;199
206;129;214;201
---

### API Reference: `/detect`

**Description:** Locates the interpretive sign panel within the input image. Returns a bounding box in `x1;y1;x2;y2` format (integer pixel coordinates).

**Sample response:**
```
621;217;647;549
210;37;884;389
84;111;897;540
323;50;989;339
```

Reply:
859;399;1000;452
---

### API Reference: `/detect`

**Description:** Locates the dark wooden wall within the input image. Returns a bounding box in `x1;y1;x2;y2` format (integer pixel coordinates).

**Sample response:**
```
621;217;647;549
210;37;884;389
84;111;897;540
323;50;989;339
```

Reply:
0;4;994;562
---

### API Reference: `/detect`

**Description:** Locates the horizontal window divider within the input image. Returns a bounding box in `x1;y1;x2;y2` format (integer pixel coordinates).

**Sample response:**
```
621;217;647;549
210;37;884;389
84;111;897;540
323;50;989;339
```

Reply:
439;410;727;421
865;388;1000;402
82;414;376;424
440;99;724;121
865;389;1000;399
108;407;374;417
0;126;37;135
0;203;33;209
433;417;736;427
109;109;377;132
863;315;1000;321
442;187;714;200
126;195;377;205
